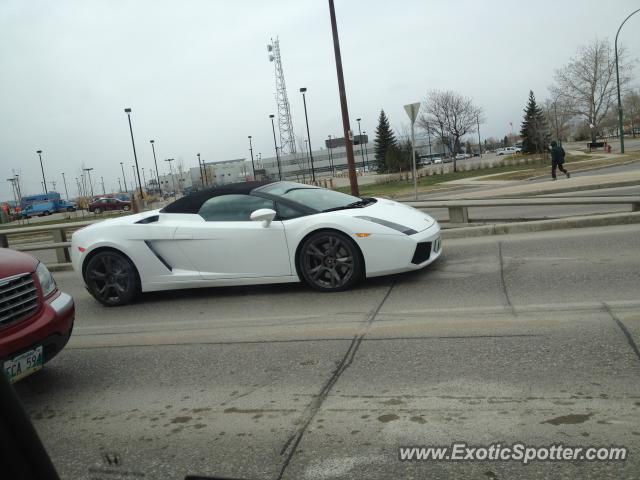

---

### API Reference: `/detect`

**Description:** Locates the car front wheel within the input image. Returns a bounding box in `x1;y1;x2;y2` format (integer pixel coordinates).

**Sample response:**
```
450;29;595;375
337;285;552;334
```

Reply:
298;231;362;292
123;205;131;211
84;250;140;306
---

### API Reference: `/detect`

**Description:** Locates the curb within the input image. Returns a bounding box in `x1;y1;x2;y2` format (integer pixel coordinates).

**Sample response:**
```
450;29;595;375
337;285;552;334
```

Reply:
441;211;640;239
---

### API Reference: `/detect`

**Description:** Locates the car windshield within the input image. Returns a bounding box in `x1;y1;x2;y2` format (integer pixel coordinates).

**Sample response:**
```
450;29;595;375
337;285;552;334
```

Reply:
256;181;370;212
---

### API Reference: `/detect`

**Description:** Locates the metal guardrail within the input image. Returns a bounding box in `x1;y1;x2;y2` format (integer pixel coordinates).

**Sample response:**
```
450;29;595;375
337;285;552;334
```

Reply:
403;196;640;223
0;197;638;264
0;220;96;263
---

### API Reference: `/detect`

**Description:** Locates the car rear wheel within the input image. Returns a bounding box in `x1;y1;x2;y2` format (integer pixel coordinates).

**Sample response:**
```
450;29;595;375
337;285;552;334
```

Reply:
298;231;362;292
84;250;140;306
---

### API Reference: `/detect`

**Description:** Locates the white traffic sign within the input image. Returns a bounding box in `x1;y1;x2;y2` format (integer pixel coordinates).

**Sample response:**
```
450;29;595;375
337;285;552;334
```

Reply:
404;102;421;124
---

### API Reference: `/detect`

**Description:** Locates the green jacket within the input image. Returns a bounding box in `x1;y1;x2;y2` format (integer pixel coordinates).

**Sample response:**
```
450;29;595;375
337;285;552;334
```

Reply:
551;145;565;164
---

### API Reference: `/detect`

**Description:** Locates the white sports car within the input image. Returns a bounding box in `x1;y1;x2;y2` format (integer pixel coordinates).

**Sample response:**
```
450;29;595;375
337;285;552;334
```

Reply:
71;181;442;306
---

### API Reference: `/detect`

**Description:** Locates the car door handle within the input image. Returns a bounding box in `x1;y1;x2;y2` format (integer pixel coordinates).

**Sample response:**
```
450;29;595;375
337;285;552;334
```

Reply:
174;234;193;240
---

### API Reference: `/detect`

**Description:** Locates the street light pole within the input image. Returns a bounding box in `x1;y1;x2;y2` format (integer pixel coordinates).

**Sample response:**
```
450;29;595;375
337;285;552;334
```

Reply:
123;108;144;200
117;178;122;192
165;159;176;195
61;172;69;200
83;168;95;197
363;131;369;165
141;167;147;188
356;118;365;169
299;88;316;183
248;136;256;180
197;153;204;188
100;176;106;195
327;135;334;173
615;8;639;154
150;140;162;195
328;0;358;196
36;150;48;193
269;114;282;180
120;162;127;193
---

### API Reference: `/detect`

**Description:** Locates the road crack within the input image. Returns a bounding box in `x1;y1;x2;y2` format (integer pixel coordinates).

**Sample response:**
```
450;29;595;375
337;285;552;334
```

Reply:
603;302;640;362
275;283;395;479
498;242;516;316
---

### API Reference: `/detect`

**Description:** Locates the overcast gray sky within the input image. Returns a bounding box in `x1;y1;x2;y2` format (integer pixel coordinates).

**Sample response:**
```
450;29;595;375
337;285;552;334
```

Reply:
1;0;639;200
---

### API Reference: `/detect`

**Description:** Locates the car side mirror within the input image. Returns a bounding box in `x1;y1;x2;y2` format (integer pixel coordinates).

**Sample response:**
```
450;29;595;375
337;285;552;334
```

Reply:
250;208;276;227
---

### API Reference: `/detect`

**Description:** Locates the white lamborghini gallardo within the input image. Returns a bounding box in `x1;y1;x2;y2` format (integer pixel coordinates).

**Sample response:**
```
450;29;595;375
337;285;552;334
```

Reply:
71;181;441;306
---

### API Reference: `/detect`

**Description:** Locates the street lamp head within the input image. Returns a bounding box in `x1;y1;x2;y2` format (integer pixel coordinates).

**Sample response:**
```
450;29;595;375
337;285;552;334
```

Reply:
356;118;361;122
150;139;154;144
124;108;132;113
37;150;42;154
248;135;252;139
269;114;275;119
300;87;307;93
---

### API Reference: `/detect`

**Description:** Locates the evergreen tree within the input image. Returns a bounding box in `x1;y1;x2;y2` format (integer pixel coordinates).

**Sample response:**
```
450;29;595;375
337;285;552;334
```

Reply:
503;135;509;147
374;110;397;172
520;90;549;153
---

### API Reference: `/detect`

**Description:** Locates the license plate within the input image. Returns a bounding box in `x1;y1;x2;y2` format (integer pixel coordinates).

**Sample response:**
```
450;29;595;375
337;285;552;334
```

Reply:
3;346;43;383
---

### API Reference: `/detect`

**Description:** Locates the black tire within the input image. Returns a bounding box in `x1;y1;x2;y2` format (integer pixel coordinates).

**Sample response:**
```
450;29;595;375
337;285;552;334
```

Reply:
123;205;131;211
84;250;140;306
94;208;102;214
298;230;363;292
43;210;50;216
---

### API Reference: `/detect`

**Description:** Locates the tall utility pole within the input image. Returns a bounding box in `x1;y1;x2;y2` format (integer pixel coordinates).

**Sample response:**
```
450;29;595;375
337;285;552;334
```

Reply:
120;162;127;193
36;150;48;193
141;168;147;188
299;88;316;183
267;38;296;155
356;118;365;169
615;8;639;154
100;176;106;195
61;172;69;199
14;174;22;203
328;0;358;196
123;108;144;200
117;178;122;192
476;115;482;158
83;167;95;198
248;136;256;180
7;178;18;206
269;114;282;180
150;140;162;195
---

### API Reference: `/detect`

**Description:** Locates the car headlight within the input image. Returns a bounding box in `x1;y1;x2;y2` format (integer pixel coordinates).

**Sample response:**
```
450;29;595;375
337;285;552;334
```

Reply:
355;216;417;235
36;262;57;298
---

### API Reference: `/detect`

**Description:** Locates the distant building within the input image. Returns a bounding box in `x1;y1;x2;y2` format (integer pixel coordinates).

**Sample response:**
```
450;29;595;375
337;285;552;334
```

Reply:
189;158;251;189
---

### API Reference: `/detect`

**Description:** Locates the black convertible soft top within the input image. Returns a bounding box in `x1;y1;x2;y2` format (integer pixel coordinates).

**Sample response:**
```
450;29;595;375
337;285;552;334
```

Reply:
161;181;272;214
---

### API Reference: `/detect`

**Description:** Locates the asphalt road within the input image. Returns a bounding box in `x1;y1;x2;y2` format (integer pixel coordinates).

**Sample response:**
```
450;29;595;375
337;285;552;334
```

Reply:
12;224;640;480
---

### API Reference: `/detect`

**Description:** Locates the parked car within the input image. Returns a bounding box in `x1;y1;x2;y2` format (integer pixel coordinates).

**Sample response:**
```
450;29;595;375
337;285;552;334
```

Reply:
497;146;519;156
88;197;132;214
432;157;443;164
1;249;75;383
21;201;55;218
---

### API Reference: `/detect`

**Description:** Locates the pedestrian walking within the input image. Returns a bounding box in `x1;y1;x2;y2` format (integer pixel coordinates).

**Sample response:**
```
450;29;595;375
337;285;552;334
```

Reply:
550;141;570;180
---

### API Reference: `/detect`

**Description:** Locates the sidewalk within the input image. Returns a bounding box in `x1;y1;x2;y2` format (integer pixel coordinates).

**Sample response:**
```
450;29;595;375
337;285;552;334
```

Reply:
419;168;640;199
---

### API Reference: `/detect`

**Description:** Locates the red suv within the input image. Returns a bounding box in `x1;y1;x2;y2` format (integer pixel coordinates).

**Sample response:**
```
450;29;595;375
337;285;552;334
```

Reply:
88;197;132;214
1;249;75;383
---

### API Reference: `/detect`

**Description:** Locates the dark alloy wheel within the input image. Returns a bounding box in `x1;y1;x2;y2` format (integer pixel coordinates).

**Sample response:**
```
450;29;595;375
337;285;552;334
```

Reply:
84;251;140;306
298;231;362;291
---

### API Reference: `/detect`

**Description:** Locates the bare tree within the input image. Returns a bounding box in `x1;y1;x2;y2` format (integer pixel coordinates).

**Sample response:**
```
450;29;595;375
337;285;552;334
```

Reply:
417;90;483;172
543;97;573;143
551;38;634;142
624;89;640;138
